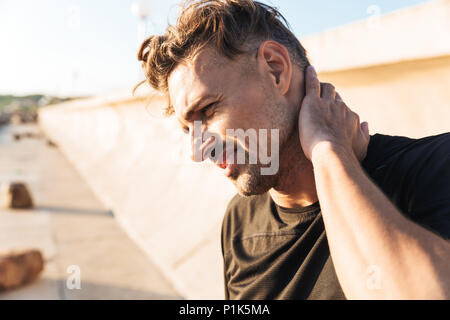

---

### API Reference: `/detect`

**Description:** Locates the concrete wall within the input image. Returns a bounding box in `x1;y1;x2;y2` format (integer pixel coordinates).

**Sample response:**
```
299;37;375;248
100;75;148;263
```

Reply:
318;55;450;138
38;0;450;299
300;0;450;138
302;0;450;72
39;95;237;299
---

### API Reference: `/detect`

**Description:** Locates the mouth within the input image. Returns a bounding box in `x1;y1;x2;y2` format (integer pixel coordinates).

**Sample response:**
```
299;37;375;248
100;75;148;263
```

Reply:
201;137;239;178
213;147;235;177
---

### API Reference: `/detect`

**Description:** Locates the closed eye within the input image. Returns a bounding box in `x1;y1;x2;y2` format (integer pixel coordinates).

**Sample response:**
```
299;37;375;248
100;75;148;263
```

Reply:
202;102;217;118
179;101;219;134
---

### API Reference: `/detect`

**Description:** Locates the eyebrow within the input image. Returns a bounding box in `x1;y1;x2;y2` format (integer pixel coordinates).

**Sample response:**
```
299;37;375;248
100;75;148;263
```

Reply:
181;94;217;122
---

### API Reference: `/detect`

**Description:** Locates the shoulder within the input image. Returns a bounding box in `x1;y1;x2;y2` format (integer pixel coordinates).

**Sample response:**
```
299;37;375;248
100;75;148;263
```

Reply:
363;132;450;238
362;132;449;171
223;193;271;232
221;192;271;254
362;132;450;188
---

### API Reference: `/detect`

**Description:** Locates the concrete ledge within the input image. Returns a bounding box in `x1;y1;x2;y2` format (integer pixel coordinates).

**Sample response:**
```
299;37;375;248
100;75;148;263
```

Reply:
39;100;236;299
301;0;450;72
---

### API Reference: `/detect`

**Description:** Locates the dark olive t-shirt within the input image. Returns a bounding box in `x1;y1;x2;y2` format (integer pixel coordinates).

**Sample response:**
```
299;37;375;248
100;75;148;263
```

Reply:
221;132;450;300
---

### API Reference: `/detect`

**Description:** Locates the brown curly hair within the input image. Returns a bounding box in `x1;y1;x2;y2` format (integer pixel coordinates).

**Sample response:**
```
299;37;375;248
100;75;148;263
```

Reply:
135;0;310;115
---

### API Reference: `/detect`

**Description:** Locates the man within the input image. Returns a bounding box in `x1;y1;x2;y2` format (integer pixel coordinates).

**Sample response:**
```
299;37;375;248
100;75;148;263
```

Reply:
136;0;450;299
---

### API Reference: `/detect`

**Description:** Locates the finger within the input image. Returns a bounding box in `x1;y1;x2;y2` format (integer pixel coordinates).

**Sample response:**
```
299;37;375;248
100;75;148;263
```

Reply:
320;82;335;100
361;121;370;138
305;66;320;97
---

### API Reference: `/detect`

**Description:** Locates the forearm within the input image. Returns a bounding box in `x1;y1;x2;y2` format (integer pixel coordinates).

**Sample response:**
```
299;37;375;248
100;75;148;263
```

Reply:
311;141;450;299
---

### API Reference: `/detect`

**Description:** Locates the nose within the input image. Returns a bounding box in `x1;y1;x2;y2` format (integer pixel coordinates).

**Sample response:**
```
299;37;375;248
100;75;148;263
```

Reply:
190;134;216;162
188;121;219;163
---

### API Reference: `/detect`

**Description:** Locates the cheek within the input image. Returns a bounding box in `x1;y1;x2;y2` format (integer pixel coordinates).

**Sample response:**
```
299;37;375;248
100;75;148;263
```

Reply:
227;93;269;129
210;80;275;133
213;108;256;134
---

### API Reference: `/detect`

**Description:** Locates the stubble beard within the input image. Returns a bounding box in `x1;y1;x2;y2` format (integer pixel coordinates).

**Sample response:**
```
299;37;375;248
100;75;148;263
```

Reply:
226;85;297;197
230;162;278;197
229;127;291;197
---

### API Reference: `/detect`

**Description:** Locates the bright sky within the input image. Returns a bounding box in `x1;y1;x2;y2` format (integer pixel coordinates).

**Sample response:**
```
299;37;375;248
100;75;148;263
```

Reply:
0;0;431;97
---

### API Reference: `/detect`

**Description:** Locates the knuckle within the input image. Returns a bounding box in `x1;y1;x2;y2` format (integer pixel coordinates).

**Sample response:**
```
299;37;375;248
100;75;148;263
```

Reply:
335;97;344;105
324;83;335;91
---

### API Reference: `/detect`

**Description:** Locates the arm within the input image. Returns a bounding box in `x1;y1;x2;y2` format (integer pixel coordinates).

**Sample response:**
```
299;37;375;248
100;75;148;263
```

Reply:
312;141;450;299
299;66;450;299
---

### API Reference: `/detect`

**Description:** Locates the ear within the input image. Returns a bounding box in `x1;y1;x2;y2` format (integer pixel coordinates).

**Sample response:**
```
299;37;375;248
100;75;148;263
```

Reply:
257;41;292;96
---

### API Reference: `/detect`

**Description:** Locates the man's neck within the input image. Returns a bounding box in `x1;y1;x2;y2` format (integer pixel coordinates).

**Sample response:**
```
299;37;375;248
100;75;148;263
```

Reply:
269;125;318;209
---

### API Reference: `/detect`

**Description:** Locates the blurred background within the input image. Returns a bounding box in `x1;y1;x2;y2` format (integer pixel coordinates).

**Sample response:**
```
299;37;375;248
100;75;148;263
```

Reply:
0;0;449;300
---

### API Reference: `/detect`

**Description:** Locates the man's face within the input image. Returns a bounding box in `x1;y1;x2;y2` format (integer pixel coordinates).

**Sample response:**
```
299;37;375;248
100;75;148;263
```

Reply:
168;46;297;196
